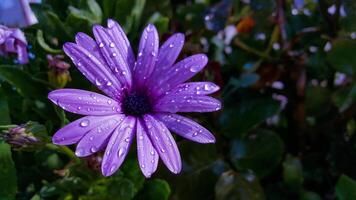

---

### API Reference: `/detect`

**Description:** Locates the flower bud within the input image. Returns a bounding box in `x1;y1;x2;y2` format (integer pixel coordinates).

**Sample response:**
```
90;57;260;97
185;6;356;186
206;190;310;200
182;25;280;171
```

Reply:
47;54;71;88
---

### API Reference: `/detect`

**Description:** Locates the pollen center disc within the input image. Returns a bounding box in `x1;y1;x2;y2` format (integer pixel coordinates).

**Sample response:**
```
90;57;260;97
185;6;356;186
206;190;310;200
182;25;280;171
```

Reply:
123;92;152;116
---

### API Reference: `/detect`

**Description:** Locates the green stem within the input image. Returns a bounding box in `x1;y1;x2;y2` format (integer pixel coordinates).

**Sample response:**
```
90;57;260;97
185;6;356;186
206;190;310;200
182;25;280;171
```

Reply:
46;143;80;163
233;38;274;60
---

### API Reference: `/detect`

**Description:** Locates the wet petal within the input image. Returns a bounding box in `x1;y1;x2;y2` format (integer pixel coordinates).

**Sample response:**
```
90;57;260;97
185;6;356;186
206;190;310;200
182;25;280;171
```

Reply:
160;82;219;100
136;118;159;178
143;114;181;174
52;115;117;145
133;24;159;89
106;19;135;70
155;113;215;143
75;32;106;64
148;33;185;87
102;116;136;176
75;115;125;157
154;95;221;113
150;54;208;97
93;25;132;89
63;42;124;100
48;89;122;116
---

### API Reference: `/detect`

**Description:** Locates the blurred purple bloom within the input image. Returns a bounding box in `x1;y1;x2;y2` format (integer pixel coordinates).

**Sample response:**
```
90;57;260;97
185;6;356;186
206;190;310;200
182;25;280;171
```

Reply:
0;0;39;28
48;19;221;177
0;25;28;64
1;124;41;148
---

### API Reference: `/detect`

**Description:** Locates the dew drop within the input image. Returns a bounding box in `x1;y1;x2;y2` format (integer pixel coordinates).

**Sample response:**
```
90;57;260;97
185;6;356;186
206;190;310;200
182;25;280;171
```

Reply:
90;147;97;152
138;52;143;57
110;165;116;172
169;43;174;48
141;164;145;168
193;132;198;137
112;53;117;57
107;100;112;104
122;71;127;75
150;151;155;155
161;148;165;153
118;147;125;157
75;148;84;156
139;135;144;140
190;65;201;72
80;119;90;127
95;78;102;86
99;43;104;48
109;43;115;48
151;52;156;56
151;160;155;163
77;106;81;110
89;136;94;141
106;81;112;86
124;138;130;142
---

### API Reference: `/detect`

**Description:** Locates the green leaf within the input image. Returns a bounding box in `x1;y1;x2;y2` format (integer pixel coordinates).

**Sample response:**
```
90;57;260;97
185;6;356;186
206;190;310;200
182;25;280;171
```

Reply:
335;174;356;200
215;170;265;200
231;130;284;177
283;154;304;192
0;89;11;124
148;12;170;34
136;179;171;200
0;66;47;98
0;142;17;200
36;30;62;54
221;97;280;137
327;40;356;77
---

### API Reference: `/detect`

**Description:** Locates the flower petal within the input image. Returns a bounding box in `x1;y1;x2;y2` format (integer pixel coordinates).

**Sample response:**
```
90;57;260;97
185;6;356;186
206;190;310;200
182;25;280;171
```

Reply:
48;89;122;116
136;118;159;178
75;32;106;64
150;54;208;97
154;95;221;113
63;42;123;100
101;116;136;176
159;82;219;101
75;115;125;157
106;19;135;70
52;115;117;145
147;33;185;88
143;114;181;174
133;24;159;89
93;25;132;89
155;113;215;143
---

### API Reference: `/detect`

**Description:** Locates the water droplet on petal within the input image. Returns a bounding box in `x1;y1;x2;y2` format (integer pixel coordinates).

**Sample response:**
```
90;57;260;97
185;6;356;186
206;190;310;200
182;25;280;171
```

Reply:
75;148;84;156
112;53;117;57
95;78;102;86
138;52;143;57
106;81;112;86
150;151;155;155
190;65;201;72
99;43;104;48
193;132;198;137
90;147;97;152
161;148;165;153
77;106;81;110
118;147;125;157
109;43;115;48
141;164;145;168
110;165;116;172
89;136;94;141
169;44;174;48
80;119;90;127
125;138;130;142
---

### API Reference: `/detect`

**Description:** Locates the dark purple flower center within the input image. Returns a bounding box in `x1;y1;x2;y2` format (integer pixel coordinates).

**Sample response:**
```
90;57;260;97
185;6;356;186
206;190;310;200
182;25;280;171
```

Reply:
123;92;152;116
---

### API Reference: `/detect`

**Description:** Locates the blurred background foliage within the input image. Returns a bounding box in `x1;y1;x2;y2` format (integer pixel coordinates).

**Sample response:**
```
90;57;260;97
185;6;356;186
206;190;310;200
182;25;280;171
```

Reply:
0;0;356;199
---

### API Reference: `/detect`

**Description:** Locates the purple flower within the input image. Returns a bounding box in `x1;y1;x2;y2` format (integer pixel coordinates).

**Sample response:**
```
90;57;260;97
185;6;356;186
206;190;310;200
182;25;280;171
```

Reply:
0;0;39;28
48;19;221;177
0;25;28;64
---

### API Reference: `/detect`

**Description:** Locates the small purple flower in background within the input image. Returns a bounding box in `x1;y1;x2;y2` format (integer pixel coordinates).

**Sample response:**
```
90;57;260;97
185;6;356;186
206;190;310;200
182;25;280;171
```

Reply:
0;0;39;28
0;25;28;64
1;122;42;149
48;19;221;177
47;54;71;88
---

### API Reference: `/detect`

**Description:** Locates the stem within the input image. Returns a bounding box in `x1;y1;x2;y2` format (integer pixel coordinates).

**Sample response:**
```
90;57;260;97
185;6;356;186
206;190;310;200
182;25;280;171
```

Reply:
46;143;80;163
233;38;274;60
